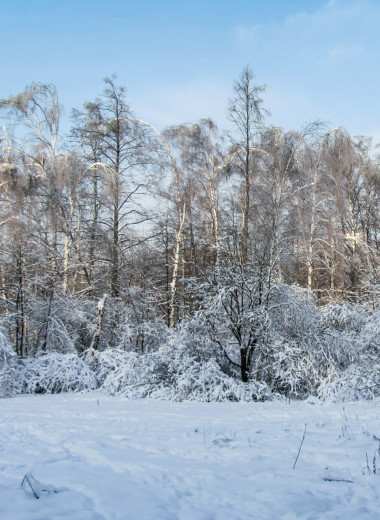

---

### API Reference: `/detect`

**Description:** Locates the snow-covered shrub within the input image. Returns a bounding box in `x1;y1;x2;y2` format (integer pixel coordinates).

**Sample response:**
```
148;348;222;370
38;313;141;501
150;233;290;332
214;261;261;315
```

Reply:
191;264;271;382
11;293;98;356
41;315;77;354
268;284;319;338
89;348;138;387
172;357;272;402
118;316;169;353
0;329;17;398
361;307;380;352
175;313;224;363
316;306;380;401
19;353;98;394
94;347;172;397
321;303;366;334
49;297;97;353
94;341;273;402
259;338;322;398
253;285;376;399
312;304;380;400
254;285;327;397
317;358;380;401
117;287;169;353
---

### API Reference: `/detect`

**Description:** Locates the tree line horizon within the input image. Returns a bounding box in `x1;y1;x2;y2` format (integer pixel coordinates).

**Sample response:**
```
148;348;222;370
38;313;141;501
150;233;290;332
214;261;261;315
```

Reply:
0;65;379;379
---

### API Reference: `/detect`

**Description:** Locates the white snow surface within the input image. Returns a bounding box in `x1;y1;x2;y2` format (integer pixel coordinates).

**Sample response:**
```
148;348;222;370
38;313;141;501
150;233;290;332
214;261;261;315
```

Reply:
2;394;380;519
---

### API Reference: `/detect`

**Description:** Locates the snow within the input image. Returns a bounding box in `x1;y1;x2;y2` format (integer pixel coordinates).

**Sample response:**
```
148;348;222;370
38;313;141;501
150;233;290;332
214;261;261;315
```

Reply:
1;394;380;519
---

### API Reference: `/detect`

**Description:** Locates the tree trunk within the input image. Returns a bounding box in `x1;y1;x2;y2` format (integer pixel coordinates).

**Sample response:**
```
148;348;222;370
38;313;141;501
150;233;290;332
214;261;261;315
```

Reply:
240;348;249;383
168;202;186;328
90;294;108;351
15;252;25;357
111;203;120;297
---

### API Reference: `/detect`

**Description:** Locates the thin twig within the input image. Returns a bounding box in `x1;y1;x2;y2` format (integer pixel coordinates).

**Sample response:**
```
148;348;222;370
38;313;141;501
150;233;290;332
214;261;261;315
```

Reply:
293;423;307;469
323;477;354;483
21;474;39;499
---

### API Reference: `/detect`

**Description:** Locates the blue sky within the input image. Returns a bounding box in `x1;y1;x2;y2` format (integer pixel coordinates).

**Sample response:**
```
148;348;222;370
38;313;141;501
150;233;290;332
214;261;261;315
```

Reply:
1;0;380;141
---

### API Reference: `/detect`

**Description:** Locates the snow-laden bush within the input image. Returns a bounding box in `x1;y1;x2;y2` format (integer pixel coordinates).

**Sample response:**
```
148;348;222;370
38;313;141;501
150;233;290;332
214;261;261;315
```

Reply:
175;313;227;365
0;329;17;398
321;303;366;334
259;338;325;398
268;284;319;339
267;331;361;399
93;342;273;402
317;358;380;401
362;307;380;352
311;304;380;400
191;264;271;382
40;315;77;354
118;316;169;354
13;293;98;356
18;353;98;394
253;285;328;397
118;287;170;353
316;306;380;401
172;357;272;402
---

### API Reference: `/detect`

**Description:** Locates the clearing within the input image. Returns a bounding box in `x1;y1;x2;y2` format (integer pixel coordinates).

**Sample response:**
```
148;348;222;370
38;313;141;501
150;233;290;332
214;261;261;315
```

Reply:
1;393;380;519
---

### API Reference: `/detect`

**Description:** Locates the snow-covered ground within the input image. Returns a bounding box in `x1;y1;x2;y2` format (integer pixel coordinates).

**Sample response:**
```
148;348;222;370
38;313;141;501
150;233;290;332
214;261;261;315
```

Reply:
1;394;380;519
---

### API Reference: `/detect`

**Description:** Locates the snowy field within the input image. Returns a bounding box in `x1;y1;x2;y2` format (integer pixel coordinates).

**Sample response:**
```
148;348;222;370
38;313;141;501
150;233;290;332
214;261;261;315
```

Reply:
1;394;380;519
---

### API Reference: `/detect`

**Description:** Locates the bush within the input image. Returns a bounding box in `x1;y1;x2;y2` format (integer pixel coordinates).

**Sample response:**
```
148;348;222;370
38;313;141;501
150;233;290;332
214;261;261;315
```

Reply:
321;303;366;334
258;338;325;398
93;341;273;402
18;353;98;394
317;360;380;401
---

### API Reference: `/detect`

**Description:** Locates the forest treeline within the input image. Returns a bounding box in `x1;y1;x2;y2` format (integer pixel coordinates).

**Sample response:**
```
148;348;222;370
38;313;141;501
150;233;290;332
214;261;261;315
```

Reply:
1;67;380;400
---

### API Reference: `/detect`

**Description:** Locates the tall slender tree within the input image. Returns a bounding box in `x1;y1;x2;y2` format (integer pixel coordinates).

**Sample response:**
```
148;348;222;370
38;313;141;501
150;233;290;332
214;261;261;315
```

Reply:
228;66;268;264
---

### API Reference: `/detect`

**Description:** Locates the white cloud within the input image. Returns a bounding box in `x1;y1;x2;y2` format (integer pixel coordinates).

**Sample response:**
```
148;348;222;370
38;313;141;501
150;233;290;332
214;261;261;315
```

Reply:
318;44;362;64
233;0;370;46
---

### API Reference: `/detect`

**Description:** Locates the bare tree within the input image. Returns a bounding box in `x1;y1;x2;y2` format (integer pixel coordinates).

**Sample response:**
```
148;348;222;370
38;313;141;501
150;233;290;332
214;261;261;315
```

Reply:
228;66;268;264
71;77;154;297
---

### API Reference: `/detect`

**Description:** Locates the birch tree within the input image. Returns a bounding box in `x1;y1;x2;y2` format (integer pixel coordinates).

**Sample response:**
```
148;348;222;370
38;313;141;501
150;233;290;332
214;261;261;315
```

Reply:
72;77;153;297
